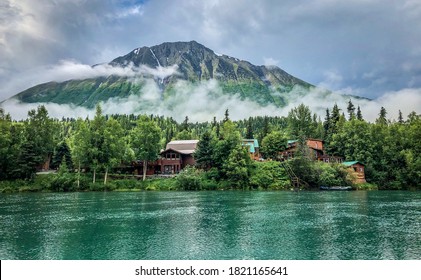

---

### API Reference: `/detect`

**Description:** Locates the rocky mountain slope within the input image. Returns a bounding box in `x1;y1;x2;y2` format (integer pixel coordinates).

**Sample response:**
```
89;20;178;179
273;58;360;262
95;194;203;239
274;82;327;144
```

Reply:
9;41;313;108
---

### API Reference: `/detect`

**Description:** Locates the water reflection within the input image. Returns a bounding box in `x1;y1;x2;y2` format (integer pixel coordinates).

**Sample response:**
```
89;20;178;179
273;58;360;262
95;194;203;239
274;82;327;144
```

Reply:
0;191;420;259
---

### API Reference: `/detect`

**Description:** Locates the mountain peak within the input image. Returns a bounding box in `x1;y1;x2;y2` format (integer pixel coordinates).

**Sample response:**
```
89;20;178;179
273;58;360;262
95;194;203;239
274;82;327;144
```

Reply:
11;41;313;108
111;40;310;86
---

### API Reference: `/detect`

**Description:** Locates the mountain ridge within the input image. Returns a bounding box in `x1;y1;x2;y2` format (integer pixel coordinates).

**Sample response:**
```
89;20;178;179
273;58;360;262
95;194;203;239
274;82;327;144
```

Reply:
8;41;315;108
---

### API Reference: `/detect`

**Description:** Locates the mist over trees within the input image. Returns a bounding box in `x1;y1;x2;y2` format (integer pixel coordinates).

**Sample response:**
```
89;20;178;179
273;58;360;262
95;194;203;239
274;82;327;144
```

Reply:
0;102;420;190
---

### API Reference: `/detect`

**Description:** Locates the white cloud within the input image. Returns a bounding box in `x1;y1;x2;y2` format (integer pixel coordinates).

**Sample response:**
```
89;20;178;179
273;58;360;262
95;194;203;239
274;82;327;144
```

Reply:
0;61;179;101
318;70;343;90
3;74;419;124
111;5;144;19
263;57;279;67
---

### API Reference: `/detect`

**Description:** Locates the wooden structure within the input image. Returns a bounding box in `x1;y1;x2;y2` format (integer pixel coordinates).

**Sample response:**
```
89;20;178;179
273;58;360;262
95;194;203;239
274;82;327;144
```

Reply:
343;161;366;184
280;139;324;160
280;138;343;163
160;140;198;174
134;140;199;175
242;139;260;160
280;161;309;190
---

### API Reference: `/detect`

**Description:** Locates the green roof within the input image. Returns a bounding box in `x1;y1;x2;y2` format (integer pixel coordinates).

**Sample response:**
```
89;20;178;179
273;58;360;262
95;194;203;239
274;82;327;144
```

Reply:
287;140;298;145
244;143;255;153
242;139;259;153
343;161;364;166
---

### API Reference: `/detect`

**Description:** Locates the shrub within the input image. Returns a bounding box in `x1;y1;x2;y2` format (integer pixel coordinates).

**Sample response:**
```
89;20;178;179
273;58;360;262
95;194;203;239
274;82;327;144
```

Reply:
250;161;290;190
176;166;204;190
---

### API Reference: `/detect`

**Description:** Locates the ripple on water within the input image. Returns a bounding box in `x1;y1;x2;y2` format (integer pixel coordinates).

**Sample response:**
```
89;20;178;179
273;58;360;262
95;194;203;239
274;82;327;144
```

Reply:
0;191;420;259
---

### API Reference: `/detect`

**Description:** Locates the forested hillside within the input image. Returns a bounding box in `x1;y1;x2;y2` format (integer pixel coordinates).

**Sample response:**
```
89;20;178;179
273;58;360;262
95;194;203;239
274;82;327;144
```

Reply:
0;101;420;191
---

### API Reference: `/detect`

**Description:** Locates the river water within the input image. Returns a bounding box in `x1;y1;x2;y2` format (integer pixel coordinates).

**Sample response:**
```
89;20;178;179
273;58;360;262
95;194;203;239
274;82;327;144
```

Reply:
0;191;420;260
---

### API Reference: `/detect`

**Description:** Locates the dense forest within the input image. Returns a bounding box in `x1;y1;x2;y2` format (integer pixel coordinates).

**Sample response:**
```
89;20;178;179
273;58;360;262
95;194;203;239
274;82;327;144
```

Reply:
0;100;420;192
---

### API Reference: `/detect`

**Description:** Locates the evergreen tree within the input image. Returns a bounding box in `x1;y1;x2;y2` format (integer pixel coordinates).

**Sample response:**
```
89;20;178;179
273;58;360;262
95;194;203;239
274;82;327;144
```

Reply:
26;105;57;171
398;110;404;124
182;116;189;131
258;116;270;145
223;145;252;189
212;121;242;179
287;104;315;139
212;117;217;128
323;108;330;137
376;107;388;125
331;103;341;125
51;141;72;170
245;117;254;139
223;109;229;123
347;99;355;120
357;106;363;121
0;110;12;180
194;131;214;170
215;122;221;139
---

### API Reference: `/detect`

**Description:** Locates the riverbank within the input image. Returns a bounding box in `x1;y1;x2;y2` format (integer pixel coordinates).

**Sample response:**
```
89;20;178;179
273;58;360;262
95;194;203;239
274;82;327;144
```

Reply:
0;172;385;193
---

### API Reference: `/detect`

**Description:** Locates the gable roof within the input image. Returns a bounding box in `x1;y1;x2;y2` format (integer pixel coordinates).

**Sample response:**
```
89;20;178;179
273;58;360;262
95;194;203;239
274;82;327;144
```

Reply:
163;140;199;155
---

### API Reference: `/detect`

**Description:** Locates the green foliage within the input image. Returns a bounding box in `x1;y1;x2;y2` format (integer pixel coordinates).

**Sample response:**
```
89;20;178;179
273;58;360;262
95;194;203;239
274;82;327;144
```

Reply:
223;145;252;189
51;141;72;169
250;161;290;190
130;115;162;180
173;130;194;140
314;162;352;187
50;172;76;192
176;166;204;190
261;131;287;160
289;159;352;188
194;131;215;170
130;116;162;161
287;103;316;139
1;101;420;191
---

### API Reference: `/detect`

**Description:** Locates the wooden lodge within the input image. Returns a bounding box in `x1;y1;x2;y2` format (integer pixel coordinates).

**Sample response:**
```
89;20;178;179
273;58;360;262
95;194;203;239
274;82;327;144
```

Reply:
131;136;367;184
133;140;199;176
279;138;366;184
280;138;343;163
343;161;366;183
159;140;198;174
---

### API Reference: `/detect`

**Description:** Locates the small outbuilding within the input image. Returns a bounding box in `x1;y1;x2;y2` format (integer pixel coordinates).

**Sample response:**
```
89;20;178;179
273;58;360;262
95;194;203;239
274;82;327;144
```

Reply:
242;139;260;160
343;161;366;184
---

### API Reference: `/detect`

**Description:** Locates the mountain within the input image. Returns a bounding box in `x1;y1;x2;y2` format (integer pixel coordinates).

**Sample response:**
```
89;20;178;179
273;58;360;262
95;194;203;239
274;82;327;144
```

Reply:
9;41;313;108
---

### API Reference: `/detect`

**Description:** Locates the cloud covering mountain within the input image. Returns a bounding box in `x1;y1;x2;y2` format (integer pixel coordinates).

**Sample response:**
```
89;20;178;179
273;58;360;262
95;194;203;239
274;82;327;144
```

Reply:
1;1;420;122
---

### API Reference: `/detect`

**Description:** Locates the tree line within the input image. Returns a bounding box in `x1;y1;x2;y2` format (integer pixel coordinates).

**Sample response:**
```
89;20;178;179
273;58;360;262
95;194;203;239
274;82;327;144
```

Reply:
0;100;420;190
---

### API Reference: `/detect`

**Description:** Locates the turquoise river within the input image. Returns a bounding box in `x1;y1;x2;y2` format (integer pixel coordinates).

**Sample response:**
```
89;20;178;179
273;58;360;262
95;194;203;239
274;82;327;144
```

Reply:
0;191;420;259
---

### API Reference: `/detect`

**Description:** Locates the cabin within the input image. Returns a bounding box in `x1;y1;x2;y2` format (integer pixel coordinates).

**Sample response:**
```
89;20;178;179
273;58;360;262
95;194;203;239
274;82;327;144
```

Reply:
279;138;343;163
159;140;199;174
133;140;199;176
242;139;260;160
280;139;323;161
343;161;366;183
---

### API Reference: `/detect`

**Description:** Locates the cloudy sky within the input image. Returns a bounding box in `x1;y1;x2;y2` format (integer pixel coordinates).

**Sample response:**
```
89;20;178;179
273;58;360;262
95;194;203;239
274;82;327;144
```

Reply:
1;0;421;120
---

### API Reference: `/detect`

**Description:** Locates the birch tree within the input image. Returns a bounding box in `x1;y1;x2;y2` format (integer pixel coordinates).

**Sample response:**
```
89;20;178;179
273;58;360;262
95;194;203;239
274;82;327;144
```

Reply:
130;116;161;181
